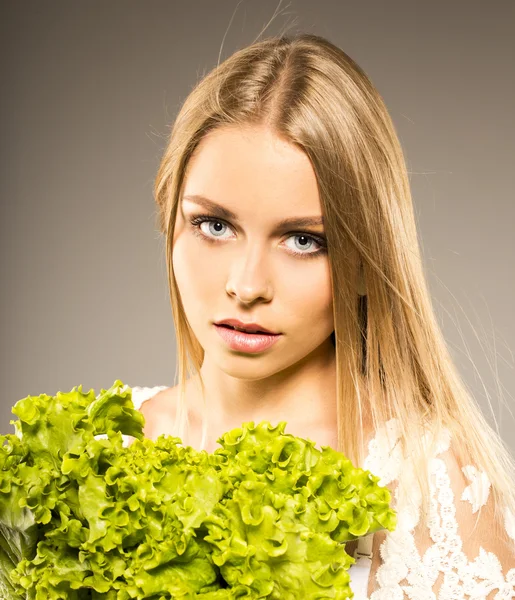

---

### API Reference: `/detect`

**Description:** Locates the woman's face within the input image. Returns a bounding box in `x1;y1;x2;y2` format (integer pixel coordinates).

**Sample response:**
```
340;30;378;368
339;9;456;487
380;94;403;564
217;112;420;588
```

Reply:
172;124;334;380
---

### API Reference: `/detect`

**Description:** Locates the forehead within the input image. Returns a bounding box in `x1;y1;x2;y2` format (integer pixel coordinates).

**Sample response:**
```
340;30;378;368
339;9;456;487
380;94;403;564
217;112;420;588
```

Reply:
182;126;321;218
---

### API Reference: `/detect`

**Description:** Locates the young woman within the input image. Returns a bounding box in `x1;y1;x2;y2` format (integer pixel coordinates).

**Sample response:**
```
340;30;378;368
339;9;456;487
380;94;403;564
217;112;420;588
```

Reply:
130;33;515;597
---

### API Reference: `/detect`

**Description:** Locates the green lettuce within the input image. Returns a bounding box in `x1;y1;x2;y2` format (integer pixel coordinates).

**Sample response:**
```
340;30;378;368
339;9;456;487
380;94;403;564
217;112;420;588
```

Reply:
0;381;396;599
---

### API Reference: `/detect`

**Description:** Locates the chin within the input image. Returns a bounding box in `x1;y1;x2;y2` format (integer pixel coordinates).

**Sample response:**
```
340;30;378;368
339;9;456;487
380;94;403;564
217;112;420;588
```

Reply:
211;346;309;382
215;356;282;381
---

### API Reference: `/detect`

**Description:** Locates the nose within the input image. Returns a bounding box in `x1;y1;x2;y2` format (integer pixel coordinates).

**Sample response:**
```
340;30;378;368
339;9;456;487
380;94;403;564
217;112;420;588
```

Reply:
225;242;273;305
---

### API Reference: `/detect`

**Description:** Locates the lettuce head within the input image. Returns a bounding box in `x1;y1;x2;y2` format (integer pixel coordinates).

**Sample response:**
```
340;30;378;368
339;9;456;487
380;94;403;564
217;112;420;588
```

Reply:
0;381;396;599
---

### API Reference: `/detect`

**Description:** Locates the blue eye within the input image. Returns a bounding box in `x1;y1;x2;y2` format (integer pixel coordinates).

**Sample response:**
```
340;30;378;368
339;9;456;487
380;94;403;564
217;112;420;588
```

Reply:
284;234;322;255
198;218;231;239
189;214;327;259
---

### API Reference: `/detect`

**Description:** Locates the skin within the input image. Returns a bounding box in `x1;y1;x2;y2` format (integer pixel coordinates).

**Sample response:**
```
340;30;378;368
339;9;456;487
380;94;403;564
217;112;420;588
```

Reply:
166;124;339;452
136;123;369;563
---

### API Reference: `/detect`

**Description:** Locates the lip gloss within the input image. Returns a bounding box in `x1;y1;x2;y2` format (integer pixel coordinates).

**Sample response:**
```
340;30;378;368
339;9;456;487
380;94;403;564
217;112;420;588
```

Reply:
214;324;282;353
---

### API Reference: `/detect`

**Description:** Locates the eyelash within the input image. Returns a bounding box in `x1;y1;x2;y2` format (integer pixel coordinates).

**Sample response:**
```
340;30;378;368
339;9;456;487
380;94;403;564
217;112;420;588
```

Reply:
188;214;327;259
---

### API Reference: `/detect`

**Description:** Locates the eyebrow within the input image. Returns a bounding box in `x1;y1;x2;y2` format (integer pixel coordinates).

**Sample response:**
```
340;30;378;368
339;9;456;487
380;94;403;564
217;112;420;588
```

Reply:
181;194;325;229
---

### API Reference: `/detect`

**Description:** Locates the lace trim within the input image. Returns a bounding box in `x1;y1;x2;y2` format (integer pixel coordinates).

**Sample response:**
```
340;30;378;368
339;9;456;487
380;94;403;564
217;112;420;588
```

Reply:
461;464;491;514
130;385;169;410
364;418;515;599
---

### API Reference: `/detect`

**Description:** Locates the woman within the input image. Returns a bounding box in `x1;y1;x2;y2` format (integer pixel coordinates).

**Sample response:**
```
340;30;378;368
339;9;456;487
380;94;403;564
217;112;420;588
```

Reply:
130;33;515;597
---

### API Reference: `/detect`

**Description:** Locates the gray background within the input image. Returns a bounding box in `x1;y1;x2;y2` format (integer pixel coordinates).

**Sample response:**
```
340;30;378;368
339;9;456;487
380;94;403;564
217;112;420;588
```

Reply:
1;1;514;451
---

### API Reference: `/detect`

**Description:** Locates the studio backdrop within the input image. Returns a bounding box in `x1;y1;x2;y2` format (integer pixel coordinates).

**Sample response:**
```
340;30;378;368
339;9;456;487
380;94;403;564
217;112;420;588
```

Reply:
1;0;514;453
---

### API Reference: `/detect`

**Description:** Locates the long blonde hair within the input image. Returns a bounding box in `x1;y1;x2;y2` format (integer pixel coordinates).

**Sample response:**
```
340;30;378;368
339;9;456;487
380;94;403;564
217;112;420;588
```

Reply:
153;32;515;533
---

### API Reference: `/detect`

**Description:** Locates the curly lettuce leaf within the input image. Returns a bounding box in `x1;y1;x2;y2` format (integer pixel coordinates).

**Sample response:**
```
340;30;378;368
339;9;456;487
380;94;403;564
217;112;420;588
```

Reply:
202;421;397;598
0;382;397;599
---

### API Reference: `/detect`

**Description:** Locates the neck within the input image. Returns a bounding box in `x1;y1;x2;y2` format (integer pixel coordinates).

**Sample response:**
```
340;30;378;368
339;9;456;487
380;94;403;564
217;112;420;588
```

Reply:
189;339;338;440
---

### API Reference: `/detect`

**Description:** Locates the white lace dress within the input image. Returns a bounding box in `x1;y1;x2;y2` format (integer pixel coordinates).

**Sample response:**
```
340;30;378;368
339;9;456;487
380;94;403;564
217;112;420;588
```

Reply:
128;386;515;599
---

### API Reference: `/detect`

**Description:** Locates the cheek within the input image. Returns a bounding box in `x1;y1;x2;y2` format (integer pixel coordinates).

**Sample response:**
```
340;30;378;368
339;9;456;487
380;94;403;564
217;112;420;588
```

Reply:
173;238;210;298
172;224;333;335
279;262;334;326
171;235;225;327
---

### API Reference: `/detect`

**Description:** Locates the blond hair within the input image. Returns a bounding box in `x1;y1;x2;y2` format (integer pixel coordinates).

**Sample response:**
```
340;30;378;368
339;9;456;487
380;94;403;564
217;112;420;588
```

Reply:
153;32;515;531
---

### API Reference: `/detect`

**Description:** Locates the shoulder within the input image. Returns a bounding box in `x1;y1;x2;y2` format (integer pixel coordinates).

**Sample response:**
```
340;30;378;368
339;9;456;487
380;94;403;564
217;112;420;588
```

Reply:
128;385;178;442
141;386;179;439
129;381;203;445
363;422;515;595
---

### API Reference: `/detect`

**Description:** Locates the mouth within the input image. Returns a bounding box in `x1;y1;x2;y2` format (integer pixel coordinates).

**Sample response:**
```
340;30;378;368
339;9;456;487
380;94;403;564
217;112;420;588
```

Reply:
215;323;280;336
214;323;282;353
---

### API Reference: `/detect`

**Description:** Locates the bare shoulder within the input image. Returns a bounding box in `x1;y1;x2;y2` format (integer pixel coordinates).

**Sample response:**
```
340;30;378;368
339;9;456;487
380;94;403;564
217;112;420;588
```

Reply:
138;385;180;440
139;385;178;415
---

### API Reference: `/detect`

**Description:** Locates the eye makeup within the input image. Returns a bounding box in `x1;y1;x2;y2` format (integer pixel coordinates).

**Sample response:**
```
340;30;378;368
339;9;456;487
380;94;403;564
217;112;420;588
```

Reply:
187;213;328;259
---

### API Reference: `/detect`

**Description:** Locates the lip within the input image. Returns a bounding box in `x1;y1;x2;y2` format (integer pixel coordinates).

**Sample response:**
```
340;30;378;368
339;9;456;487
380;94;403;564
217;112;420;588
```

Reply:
215;318;279;335
214;324;282;354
